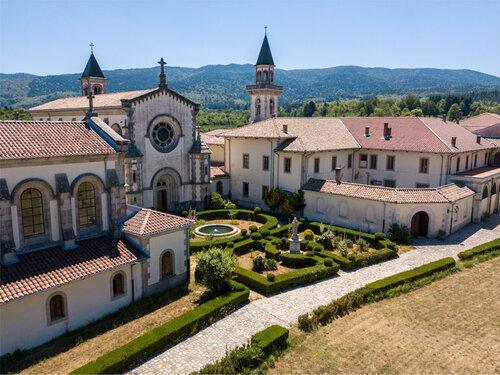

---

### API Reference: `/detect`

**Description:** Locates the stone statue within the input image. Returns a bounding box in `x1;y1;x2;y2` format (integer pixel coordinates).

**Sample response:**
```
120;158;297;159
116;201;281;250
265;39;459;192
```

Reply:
289;217;301;254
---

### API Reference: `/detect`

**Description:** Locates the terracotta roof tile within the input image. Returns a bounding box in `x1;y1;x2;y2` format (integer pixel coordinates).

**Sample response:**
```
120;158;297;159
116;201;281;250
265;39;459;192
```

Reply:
29;89;155;111
122;208;194;236
0;236;145;303
201;132;225;146
454;166;500;178
459;113;500;131
0;120;117;160
303;178;474;204
210;166;229;178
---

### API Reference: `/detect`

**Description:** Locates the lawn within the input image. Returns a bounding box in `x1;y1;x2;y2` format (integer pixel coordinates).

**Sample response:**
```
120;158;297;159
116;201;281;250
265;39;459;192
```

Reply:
269;256;500;374
6;263;206;375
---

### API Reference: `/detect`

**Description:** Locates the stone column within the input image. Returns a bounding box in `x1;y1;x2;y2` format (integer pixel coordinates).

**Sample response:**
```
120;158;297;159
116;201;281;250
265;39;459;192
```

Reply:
101;192;109;231
10;205;20;249
49;199;60;242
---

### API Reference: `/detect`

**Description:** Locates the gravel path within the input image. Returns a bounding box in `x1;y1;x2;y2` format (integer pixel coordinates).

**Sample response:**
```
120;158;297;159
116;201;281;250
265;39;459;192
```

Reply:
132;217;499;375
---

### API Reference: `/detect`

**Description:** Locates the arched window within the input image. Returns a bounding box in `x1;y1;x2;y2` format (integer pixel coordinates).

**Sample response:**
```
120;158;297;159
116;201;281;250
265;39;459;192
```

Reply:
216;181;223;195
83;86;88;96
93;85;102;95
257;71;262;83
482;186;489;199
112;273;125;296
78;182;97;227
270;71;274;83
256;98;261;116
111;123;122;135
49;294;65;322
161;251;173;278
270;98;275;115
21;188;45;237
263;71;268;82
492;183;497;195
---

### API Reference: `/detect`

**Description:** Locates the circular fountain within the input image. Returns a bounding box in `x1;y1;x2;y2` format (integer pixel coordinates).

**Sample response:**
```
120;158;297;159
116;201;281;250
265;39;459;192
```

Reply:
194;224;241;237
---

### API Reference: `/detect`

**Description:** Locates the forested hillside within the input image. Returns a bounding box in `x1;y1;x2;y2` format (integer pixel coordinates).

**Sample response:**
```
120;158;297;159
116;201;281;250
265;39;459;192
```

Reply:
1;64;500;109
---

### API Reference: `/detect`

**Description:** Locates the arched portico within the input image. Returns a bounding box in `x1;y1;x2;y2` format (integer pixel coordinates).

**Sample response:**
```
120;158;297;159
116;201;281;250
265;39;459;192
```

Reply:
151;168;181;212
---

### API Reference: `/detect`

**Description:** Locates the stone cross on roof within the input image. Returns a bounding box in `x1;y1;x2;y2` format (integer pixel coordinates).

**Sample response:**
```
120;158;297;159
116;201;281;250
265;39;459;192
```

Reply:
89;42;94;53
158;57;167;89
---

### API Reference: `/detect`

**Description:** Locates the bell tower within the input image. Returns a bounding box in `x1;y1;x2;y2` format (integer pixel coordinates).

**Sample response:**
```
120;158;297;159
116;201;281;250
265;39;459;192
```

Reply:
80;43;107;97
246;29;283;122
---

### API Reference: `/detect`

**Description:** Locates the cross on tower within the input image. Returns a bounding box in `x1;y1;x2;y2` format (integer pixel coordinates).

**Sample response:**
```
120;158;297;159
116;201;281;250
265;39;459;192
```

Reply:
89;42;94;53
158;57;167;89
264;25;267;35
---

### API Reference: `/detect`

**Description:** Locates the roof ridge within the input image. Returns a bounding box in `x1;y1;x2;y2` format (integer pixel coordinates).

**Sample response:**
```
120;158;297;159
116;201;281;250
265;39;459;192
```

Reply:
417;117;455;153
338;118;361;148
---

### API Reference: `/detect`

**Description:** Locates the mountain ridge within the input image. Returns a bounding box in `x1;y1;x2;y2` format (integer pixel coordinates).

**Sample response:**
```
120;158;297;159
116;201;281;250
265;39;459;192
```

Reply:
1;64;499;109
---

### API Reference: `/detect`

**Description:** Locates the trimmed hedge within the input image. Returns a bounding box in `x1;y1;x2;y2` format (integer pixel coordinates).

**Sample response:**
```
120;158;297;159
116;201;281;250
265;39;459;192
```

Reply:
234;262;339;295
457;239;500;260
72;283;250;374
364;257;456;294
250;325;289;355
279;252;317;267
264;241;281;260
317;247;398;270
191;209;278;252
298;257;456;330
302;222;383;248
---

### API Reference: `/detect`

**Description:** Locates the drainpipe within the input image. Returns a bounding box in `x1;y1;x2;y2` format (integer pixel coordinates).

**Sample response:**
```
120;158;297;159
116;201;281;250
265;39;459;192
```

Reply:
351;149;358;182
449;202;454;236
439;154;444;186
382;202;387;233
130;263;135;303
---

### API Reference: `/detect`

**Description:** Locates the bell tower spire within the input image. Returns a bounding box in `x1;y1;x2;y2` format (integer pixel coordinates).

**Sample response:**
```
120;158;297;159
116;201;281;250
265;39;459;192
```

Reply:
80;44;107;97
246;28;283;123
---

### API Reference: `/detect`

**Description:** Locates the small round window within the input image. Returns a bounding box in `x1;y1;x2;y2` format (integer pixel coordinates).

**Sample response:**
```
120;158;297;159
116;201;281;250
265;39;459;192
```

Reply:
150;122;178;152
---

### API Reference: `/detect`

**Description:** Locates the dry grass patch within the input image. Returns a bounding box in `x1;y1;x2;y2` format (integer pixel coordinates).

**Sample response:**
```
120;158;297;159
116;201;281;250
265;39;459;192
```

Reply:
270;256;500;374
9;259;206;375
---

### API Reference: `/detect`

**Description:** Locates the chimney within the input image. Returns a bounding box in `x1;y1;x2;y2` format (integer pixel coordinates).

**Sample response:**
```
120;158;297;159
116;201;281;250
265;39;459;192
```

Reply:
451;137;457;147
283;124;288;134
476;135;481;144
365;127;370;137
335;167;343;184
383;122;391;140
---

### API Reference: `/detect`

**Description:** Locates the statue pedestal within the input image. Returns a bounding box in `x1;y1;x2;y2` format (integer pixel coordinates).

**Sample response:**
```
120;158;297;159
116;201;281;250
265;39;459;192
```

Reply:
288;238;301;254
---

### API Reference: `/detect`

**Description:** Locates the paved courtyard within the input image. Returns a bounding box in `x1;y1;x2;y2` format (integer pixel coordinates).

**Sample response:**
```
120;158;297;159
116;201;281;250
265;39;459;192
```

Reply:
132;216;499;375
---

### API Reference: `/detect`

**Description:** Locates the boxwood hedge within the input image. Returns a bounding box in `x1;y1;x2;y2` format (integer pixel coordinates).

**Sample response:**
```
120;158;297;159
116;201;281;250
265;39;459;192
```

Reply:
72;282;250;374
250;325;289;354
279;252;317;267
457;238;500;260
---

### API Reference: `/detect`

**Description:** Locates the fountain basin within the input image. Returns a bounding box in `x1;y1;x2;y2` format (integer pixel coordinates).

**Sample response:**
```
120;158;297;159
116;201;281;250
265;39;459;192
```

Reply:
194;224;241;237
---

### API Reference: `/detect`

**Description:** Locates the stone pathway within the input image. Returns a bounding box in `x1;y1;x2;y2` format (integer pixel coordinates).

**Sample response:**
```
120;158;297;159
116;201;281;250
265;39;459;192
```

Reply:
132;217;499;375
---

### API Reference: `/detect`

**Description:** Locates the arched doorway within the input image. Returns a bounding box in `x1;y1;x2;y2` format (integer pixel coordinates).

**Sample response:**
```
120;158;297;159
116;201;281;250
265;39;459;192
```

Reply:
154;174;177;212
216;181;223;195
411;211;429;237
493;152;500;166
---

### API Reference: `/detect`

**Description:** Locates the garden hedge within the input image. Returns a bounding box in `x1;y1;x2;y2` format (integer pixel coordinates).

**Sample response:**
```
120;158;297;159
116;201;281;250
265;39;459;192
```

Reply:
250;325;289;355
457;238;500;260
234;262;339;295
264;241;281;260
364;257;456;294
317;247;398;270
302;222;385;248
279;252;317;267
72;282;250;374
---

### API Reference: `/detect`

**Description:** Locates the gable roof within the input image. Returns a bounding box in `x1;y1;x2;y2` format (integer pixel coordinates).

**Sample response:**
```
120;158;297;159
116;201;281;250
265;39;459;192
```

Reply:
122;208;194;237
30;89;155;112
0;120;117;160
256;35;275;65
460;113;500;132
0;236;145;303
81;53;105;78
340;117;495;153
303;178;474;204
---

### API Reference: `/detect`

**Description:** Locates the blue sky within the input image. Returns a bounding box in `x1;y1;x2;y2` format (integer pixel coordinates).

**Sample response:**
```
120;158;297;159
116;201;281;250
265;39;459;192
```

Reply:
1;0;499;76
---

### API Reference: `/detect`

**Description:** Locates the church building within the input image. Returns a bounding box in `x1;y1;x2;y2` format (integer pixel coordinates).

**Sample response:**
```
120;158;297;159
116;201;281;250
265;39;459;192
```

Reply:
30;53;211;212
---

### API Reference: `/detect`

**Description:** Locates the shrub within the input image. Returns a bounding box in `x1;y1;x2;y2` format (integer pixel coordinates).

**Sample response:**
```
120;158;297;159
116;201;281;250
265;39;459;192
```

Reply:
303;229;315;241
305;251;315;257
209;192;226;209
74;283;249;374
264;242;281;260
280;237;288;250
266;273;276;282
264;258;278;271
338;241;348;257
345;239;353;248
324;259;334;267
388;223;412;245
249;225;258;233
332;236;342;249
252;255;265;272
458;239;500;260
386;241;397;250
226;241;234;248
316;230;335;248
195;248;235;294
356;238;369;252
254;207;262;214
251;232;262;241
241;228;248;237
298;313;313;331
251;325;289;355
224;201;237;209
374;232;386;241
259;228;270;237
181;210;188;217
436;229;446;240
